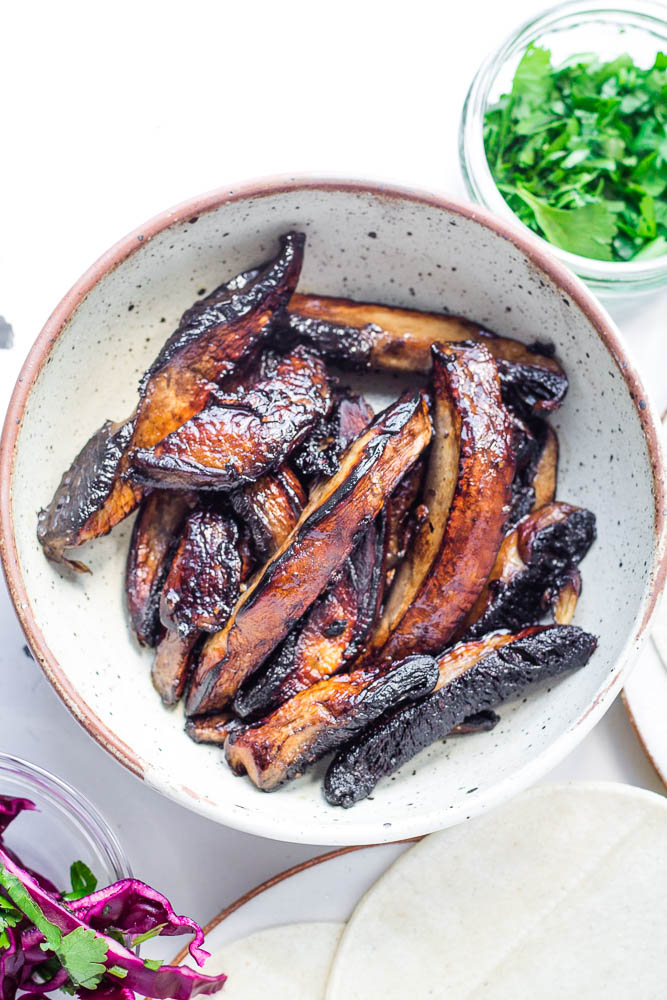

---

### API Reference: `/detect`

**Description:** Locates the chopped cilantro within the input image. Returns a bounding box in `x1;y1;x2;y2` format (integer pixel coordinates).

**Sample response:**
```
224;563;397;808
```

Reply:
57;927;108;990
483;44;667;261
63;860;98;901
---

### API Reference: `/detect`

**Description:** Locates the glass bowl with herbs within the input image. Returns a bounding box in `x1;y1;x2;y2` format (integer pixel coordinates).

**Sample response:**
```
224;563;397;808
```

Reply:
0;755;228;999
460;0;667;301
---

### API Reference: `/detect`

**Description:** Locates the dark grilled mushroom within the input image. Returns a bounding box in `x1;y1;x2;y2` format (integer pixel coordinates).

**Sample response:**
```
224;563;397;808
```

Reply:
225;654;440;791
160;508;242;637
37;232;305;570
125;491;196;647
461;502;596;639
292;387;375;482
233;513;386;720
185;390;433;716
362;342;515;665
131;346;332;490
184;712;243;746
284;293;567;415
151;630;199;706
324;625;597;807
229;466;306;560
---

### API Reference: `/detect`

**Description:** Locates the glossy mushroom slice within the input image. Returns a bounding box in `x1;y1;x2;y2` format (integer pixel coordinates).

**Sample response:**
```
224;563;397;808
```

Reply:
461;501;596;640
151;630;200;706
131;346;332;490
230;466;306;561
530;425;559;512
184;712;243;746
160;508;242;638
292;387;375;482
362;342;515;666
233;514;387;720
37;231;305;570
382;458;426;588
284;293;567;415
324;625;597;807
125;491;196;647
185;390;433;716
507;419;559;528
225;654;440;791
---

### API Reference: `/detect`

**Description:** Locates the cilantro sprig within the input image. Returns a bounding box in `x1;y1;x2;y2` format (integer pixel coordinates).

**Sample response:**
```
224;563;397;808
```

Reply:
483;44;667;261
0;863;107;989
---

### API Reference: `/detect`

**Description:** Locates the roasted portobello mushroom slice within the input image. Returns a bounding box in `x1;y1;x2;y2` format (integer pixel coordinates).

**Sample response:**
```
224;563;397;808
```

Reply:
233;513;387;720
229;465;306;560
225;654;440;791
507;419;559;527
160;508;242;637
324;624;597;807
364;342;515;665
382;458;426;588
184;712;242;746
292;387;375;482
131;346;332;490
461;501;596;639
185;390;433;716
37;231;305;570
284;293;567;415
151;630;199;706
125;491;195;647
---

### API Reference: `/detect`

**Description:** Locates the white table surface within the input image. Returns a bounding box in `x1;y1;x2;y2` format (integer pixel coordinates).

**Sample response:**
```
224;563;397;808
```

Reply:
2;0;666;959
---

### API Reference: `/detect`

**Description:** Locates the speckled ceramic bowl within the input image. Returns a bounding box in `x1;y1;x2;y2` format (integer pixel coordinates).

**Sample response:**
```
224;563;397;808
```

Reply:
1;178;665;845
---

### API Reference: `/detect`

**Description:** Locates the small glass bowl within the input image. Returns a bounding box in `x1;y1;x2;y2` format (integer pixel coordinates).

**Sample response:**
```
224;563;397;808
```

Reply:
0;753;131;890
460;0;667;304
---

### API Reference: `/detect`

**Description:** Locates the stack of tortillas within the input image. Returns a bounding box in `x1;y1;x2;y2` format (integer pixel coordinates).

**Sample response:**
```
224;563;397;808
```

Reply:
203;784;667;998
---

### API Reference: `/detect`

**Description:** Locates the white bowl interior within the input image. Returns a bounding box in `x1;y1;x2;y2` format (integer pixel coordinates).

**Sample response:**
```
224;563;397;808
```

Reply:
9;186;661;843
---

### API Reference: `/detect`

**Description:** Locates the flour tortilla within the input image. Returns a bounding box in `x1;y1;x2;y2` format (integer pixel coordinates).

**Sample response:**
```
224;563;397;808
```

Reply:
326;783;667;999
203;921;343;999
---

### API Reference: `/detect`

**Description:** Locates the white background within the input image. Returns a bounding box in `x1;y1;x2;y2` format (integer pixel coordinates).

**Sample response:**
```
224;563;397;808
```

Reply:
1;0;666;958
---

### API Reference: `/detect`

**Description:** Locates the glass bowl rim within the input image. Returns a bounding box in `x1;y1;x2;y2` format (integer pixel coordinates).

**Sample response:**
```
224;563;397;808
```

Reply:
460;0;667;284
0;752;132;882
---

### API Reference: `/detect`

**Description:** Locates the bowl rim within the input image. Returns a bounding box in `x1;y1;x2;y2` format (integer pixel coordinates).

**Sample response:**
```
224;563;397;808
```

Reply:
1;174;666;841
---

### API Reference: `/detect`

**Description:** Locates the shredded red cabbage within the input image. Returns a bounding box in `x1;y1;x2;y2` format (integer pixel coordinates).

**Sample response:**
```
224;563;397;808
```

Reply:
0;797;226;1000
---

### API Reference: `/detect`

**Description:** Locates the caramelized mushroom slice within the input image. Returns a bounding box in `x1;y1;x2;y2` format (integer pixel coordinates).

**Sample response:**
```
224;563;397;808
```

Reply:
125;491;196;647
324;625;597;807
151;630;199;706
507;420;559;528
551;568;581;625
184;712;242;746
226;629;539;792
364;342;515;665
460;501;596;639
233;513;386;720
160;508;242;637
285;293;567;415
530;425;559;512
185;390;433;716
37;232;304;570
131;347;331;490
292;388;375;482
225;654;440;791
230;466;306;560
382;458;426;587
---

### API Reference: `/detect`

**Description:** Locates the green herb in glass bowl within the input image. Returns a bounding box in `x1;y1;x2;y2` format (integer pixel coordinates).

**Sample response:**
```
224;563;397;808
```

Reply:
483;44;667;262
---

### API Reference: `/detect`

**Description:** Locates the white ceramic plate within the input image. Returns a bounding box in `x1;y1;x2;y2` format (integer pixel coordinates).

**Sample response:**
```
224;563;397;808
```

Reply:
2;178;666;844
169;843;407;961
623;413;667;789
